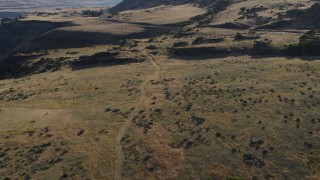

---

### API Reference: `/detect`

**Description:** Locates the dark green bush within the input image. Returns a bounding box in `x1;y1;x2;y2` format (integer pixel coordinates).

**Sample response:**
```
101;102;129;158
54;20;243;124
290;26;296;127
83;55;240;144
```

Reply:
240;7;246;12
288;9;305;16
285;33;320;56
226;176;245;180
234;32;244;40
286;43;301;56
82;9;103;17
301;39;320;55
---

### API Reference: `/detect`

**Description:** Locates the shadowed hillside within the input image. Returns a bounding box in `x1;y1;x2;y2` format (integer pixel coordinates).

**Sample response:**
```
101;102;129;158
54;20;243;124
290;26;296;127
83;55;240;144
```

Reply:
0;20;71;60
109;0;219;12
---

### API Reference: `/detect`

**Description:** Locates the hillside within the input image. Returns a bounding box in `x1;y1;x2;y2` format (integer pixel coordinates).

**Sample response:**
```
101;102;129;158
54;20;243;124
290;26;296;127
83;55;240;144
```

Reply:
0;0;320;179
109;0;218;12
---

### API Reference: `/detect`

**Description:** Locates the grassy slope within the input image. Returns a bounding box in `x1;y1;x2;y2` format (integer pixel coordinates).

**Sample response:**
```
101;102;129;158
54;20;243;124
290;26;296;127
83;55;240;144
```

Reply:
0;61;153;179
1;0;320;179
0;53;319;179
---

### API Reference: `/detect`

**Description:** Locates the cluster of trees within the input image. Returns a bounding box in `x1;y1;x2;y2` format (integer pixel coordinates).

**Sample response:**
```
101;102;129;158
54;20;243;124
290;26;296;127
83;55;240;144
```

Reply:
286;31;320;56
82;9;103;17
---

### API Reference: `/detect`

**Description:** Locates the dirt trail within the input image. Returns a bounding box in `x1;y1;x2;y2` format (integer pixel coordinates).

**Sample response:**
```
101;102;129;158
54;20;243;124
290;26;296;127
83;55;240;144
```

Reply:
114;53;161;180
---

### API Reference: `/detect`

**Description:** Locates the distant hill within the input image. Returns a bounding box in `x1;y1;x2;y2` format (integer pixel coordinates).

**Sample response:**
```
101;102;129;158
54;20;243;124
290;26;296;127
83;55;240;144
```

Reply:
109;0;217;12
0;0;120;11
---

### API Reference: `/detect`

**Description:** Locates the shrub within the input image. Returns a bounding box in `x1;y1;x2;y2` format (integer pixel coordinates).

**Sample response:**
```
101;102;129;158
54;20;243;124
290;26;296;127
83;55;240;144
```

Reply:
77;129;85;136
226;176;245;180
234;32;244;40
288;9;305;16
285;43;301;56
285;33;320;56
300;38;320;55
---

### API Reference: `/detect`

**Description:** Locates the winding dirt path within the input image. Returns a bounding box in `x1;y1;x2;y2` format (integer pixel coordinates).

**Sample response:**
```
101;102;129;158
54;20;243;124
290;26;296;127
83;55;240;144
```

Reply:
114;53;161;180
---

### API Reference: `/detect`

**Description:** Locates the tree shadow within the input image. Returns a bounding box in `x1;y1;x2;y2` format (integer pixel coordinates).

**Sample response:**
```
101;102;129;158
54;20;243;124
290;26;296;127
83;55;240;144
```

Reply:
20;24;171;52
69;52;144;71
168;47;320;61
284;56;320;61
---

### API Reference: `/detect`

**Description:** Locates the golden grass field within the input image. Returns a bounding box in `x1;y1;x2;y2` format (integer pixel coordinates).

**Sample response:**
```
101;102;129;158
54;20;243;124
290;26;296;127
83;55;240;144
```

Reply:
1;51;320;179
1;0;320;179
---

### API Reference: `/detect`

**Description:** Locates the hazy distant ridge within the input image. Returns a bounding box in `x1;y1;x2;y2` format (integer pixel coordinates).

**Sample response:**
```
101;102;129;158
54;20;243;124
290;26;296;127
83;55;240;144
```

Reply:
109;0;217;12
0;0;121;11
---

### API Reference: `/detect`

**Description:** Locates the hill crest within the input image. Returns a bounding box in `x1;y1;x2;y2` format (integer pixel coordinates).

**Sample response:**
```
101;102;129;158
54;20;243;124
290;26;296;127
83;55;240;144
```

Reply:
109;0;218;12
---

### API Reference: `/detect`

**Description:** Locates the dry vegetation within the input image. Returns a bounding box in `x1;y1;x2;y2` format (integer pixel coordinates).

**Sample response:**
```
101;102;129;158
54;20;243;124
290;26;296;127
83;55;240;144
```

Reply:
1;0;320;179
